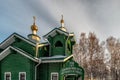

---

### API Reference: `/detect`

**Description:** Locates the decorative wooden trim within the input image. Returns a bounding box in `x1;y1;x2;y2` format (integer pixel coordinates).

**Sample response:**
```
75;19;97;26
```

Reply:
19;72;26;80
4;72;11;80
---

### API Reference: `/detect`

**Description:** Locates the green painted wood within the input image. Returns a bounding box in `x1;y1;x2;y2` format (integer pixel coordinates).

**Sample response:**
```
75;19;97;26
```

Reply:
46;30;75;57
60;59;84;80
12;38;36;57
48;63;63;80
0;50;36;80
39;46;49;57
37;63;63;80
37;63;48;80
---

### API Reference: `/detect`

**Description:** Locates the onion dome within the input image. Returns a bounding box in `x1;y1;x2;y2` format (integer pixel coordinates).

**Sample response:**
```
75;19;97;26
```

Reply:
31;16;38;34
28;16;40;43
31;23;38;31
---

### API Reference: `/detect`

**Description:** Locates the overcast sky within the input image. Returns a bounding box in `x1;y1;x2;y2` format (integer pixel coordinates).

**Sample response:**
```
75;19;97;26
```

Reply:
0;0;120;43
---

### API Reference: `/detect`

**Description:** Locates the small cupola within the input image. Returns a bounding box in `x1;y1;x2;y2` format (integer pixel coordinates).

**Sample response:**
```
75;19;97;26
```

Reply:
59;15;67;32
28;16;41;43
31;16;38;35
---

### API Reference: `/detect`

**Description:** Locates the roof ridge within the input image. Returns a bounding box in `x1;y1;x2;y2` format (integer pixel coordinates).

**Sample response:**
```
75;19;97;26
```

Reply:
0;33;36;49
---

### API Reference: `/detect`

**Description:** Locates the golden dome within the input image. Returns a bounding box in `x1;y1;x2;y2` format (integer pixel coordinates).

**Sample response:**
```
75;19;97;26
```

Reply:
28;16;41;43
31;23;38;31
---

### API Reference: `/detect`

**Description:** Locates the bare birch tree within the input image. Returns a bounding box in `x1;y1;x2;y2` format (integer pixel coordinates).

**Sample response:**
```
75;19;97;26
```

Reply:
74;32;108;80
106;36;120;80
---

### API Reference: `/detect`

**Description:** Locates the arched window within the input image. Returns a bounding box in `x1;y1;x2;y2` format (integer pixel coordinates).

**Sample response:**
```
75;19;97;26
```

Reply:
55;41;63;47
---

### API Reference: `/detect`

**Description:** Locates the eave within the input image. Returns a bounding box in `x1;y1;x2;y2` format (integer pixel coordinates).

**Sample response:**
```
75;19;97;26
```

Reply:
0;33;48;49
40;55;67;63
0;46;39;62
40;54;74;63
0;33;35;49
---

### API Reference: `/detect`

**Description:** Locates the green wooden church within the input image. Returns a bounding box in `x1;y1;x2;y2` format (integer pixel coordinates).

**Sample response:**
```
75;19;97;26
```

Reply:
0;16;84;80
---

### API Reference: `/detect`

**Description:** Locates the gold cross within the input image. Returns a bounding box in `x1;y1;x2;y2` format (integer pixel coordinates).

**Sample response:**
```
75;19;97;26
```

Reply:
33;16;36;23
61;15;63;20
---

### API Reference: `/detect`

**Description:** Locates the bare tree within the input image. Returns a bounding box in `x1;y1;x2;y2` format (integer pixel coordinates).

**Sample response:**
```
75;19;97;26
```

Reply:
73;32;107;80
106;36;120;80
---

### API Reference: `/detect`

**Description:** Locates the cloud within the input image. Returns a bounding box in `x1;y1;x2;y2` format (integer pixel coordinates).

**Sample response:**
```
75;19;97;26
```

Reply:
1;0;120;43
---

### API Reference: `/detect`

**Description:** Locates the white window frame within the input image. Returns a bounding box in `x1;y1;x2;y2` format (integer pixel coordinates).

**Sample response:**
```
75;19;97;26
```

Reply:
19;72;26;80
51;72;59;80
4;72;11;80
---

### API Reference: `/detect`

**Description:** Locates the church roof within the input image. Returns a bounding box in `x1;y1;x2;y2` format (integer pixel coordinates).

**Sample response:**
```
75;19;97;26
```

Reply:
43;28;74;39
0;46;39;62
0;33;36;49
0;33;48;50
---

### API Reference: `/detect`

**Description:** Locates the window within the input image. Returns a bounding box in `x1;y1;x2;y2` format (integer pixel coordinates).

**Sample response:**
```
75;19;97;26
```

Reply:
4;72;11;80
19;72;26;80
55;41;63;47
51;72;58;80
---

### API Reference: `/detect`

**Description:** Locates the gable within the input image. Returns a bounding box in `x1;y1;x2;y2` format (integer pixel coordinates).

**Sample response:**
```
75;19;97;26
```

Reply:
0;33;36;49
43;28;69;39
0;46;37;80
0;46;38;62
0;33;49;57
43;28;75;43
12;39;36;56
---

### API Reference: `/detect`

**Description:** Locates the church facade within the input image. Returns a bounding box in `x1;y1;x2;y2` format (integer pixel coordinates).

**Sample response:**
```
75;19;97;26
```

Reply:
0;16;84;80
